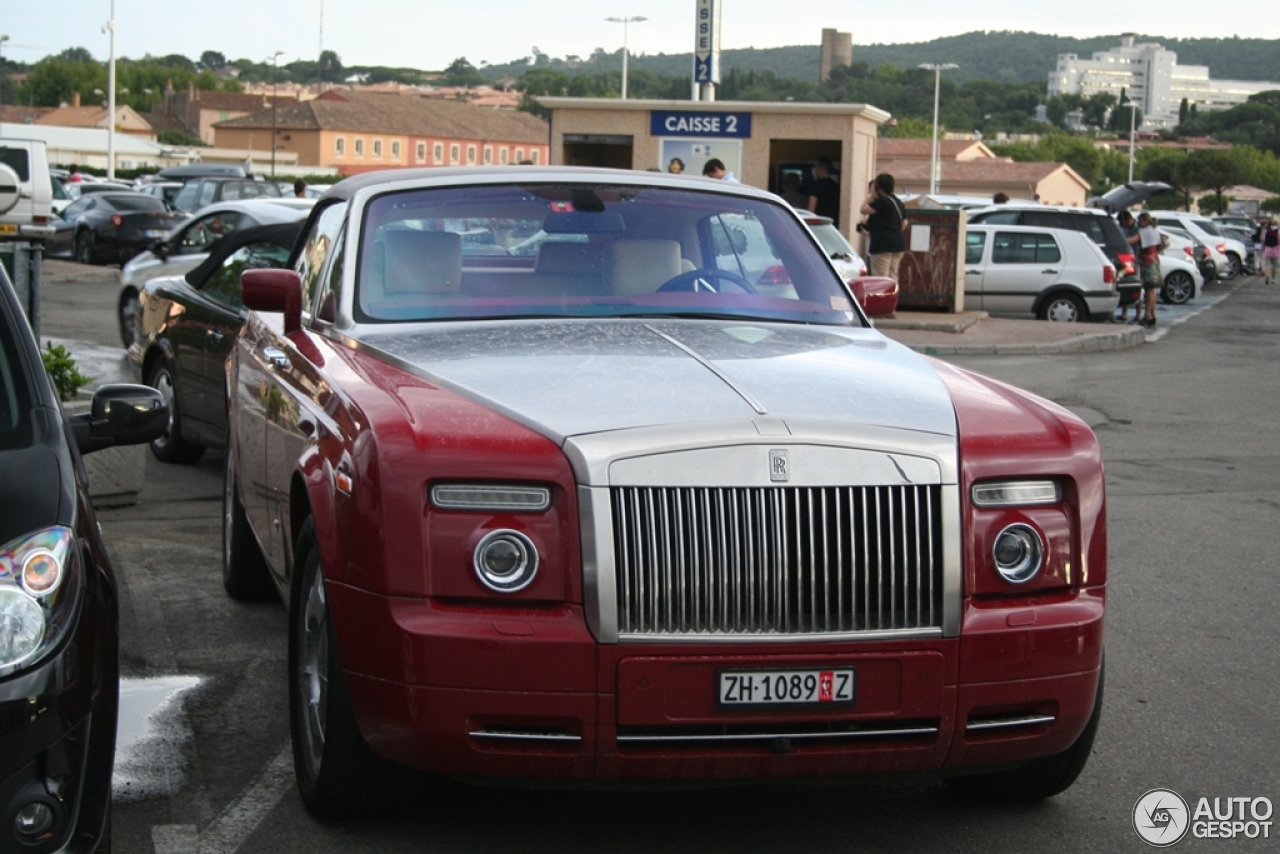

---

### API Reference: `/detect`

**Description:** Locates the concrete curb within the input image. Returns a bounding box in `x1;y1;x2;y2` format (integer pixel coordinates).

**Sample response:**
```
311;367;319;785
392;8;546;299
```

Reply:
899;326;1147;356
43;272;120;285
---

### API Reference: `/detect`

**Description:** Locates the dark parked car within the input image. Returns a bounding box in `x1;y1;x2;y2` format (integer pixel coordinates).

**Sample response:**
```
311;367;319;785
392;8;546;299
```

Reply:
0;269;168;853
967;204;1141;310
130;220;304;462
170;178;282;213
47;192;187;265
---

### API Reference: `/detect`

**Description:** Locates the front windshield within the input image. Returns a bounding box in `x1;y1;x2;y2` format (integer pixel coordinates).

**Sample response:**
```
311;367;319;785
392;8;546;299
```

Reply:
355;182;860;326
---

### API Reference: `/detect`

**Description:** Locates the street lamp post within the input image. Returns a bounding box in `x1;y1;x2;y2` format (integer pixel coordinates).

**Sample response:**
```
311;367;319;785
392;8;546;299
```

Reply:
605;15;647;100
918;62;958;196
269;51;284;177
0;35;10;136
105;0;117;180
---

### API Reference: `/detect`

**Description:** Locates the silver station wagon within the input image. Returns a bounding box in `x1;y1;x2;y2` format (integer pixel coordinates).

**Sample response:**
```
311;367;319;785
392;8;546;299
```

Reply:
964;224;1119;322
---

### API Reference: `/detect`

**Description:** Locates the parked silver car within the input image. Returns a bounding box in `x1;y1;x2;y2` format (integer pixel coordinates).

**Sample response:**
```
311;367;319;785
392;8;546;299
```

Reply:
964;225;1118;321
117;198;314;347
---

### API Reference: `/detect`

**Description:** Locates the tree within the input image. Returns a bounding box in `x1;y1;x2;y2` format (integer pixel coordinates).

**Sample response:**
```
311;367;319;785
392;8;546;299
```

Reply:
1179;149;1254;215
1197;192;1231;215
440;57;487;88
1179;97;1189;125
885;117;935;138
1081;92;1116;128
318;50;344;83
1261;196;1280;213
199;51;227;71
1141;149;1194;210
1109;102;1142;133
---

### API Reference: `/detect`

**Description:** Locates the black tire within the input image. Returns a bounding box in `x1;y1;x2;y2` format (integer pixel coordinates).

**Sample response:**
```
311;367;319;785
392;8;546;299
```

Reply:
75;230;97;265
290;518;389;820
945;661;1104;802
223;450;276;601
1037;292;1088;323
146;358;205;464
1223;252;1241;280
1162;270;1194;305
118;288;140;348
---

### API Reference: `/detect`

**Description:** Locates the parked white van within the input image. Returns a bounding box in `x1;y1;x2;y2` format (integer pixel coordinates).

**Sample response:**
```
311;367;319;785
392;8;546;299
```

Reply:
0;139;55;240
965;224;1118;321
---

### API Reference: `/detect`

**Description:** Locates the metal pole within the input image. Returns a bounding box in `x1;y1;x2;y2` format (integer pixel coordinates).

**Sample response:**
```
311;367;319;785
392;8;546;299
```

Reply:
270;51;283;178
1128;102;1136;183
606;16;646;101
107;0;116;180
930;66;941;196
918;63;957;197
0;35;9;136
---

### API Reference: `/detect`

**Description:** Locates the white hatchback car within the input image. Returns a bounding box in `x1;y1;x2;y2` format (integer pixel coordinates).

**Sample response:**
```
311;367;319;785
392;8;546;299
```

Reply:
1151;212;1247;279
117;197;315;346
1157;229;1205;305
964;225;1117;321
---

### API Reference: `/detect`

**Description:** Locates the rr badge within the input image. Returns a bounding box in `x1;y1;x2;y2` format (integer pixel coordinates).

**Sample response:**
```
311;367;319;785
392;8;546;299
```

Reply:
769;449;789;482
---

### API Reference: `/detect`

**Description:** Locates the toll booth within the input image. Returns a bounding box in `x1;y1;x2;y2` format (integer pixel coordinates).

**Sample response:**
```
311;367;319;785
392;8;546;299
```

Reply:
540;98;887;239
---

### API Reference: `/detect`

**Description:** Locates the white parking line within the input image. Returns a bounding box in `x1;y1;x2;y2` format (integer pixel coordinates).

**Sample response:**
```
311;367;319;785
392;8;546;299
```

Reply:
1145;290;1232;342
151;742;294;854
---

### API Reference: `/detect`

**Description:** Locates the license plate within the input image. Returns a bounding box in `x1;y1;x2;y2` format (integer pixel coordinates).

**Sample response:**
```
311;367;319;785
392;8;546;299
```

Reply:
0;224;17;235
718;668;855;707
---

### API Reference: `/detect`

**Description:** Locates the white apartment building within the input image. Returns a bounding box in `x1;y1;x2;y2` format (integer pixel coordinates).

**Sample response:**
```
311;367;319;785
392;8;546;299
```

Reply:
1048;34;1280;128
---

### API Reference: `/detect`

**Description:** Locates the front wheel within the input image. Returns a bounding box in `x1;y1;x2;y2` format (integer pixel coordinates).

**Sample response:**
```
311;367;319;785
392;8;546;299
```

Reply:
146;359;205;464
118;289;140;348
1162;270;1194;305
945;661;1104;802
290;518;389;820
1038;292;1088;323
75;230;97;265
1223;252;1242;280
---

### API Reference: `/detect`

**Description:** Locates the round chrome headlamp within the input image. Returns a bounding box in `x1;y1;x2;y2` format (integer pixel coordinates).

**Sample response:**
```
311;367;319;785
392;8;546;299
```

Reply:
992;524;1044;584
473;530;538;593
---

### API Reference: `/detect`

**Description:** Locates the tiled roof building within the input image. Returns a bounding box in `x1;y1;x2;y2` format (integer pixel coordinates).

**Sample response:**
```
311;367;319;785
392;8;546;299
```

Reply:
213;90;549;174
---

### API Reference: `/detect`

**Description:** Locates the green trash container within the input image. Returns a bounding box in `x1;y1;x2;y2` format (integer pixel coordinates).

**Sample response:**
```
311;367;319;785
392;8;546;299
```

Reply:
0;240;42;338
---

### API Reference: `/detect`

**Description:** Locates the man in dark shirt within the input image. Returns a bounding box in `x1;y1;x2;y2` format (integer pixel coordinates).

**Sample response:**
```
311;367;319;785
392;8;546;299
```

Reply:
805;158;841;226
858;173;907;282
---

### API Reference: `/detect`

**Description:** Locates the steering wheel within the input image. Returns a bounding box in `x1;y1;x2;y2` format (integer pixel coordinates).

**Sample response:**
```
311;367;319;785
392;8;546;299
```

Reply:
656;268;757;294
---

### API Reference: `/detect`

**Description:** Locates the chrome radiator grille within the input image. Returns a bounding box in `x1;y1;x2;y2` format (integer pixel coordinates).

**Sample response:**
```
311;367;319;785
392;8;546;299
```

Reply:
610;485;944;638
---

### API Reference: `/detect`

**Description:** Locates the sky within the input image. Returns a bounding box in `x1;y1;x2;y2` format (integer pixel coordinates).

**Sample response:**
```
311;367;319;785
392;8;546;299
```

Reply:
3;0;1278;71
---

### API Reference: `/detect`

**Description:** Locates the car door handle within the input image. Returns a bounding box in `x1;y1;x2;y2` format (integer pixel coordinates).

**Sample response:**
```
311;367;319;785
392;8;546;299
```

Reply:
1042;269;1059;274
263;346;289;369
965;269;981;275
206;329;224;343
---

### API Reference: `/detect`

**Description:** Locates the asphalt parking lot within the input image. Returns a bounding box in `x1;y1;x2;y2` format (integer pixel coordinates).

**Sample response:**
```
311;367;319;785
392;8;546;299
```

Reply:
33;261;1280;853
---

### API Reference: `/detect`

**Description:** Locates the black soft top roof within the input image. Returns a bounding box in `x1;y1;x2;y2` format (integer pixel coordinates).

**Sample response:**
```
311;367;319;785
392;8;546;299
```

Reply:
185;220;305;287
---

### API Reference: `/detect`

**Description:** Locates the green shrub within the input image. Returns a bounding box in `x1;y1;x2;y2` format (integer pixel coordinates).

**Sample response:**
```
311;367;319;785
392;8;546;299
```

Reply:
41;343;92;402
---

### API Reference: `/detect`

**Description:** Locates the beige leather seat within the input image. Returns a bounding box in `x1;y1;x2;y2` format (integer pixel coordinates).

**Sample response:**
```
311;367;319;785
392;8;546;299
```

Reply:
365;230;463;307
607;239;683;295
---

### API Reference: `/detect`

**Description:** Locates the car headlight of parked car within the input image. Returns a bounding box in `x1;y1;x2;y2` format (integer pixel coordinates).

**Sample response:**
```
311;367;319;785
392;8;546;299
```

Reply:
969;479;1075;592
0;526;80;677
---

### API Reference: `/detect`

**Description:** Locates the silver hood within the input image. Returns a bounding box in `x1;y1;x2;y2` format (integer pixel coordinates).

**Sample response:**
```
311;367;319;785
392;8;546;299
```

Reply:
358;319;958;444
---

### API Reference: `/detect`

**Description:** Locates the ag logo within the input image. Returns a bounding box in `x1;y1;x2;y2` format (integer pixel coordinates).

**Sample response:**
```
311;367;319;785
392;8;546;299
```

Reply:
1134;788;1190;847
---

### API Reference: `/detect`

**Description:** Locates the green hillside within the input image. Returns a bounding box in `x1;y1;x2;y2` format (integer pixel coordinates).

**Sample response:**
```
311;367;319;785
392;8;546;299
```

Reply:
483;32;1280;87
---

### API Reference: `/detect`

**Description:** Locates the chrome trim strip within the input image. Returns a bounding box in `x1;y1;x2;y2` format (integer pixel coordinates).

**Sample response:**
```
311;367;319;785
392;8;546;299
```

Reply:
580;485;616;642
469;730;584;744
643;324;768;415
965;715;1056;733
618;627;944;644
616;725;940;745
940;484;962;637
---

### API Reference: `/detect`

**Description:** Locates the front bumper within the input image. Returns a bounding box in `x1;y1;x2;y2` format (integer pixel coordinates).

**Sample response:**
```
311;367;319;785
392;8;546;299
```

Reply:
330;582;1104;781
0;595;115;853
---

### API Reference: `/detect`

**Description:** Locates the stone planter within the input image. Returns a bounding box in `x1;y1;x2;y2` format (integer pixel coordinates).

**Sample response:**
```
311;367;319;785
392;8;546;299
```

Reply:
64;397;147;507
